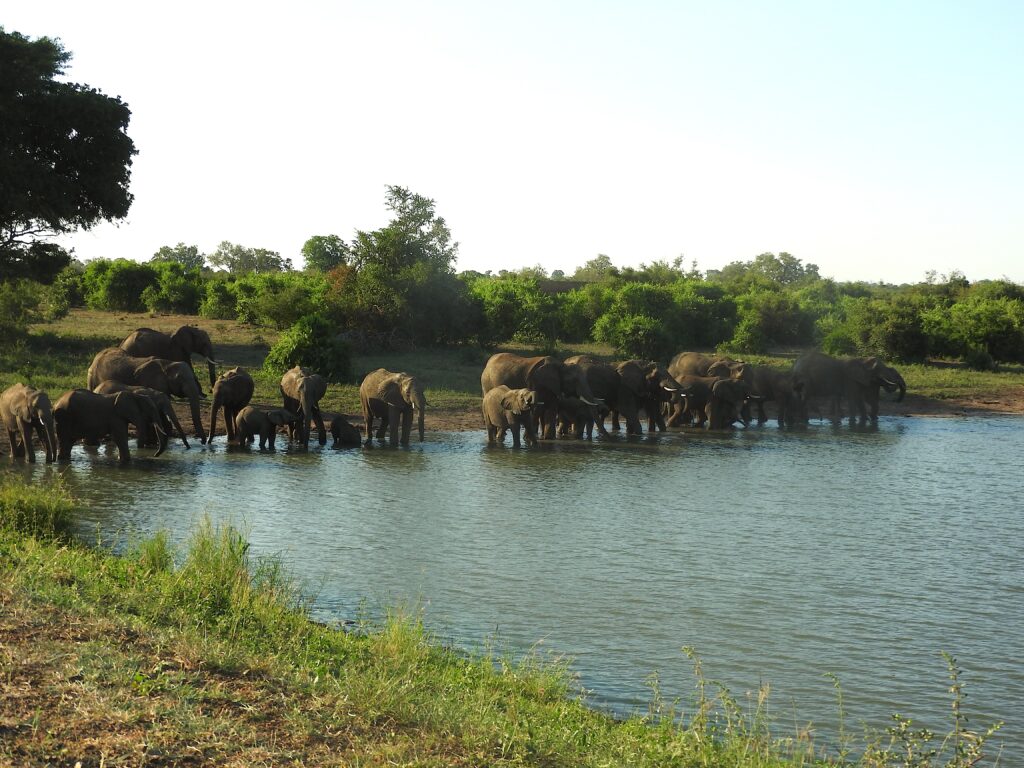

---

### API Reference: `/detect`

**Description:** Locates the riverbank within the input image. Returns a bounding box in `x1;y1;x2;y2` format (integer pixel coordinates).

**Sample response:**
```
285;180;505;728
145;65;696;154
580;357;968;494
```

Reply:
4;310;1023;438
1;480;1003;766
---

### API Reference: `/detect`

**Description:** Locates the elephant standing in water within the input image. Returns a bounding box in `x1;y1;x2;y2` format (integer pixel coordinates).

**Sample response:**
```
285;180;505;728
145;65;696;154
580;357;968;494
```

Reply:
87;348;208;443
209;367;254;443
120;326;219;388
563;355;642;435
329;415;362;447
92;381;191;451
792;351;906;424
749;366;798;426
53;389;166;463
234;406;297;449
360;368;426;446
280;366;328;447
481;353;599;440
481;385;539;446
1;383;57;463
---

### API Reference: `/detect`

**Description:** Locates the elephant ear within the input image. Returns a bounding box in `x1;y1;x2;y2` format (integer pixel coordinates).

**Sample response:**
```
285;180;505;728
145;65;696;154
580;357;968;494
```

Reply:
524;358;547;390
846;360;872;387
376;375;402;402
136;360;168;390
500;392;521;414
16;400;32;423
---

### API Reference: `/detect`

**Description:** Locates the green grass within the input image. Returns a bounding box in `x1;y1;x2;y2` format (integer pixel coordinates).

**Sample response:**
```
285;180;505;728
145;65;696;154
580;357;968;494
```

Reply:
0;479;1005;766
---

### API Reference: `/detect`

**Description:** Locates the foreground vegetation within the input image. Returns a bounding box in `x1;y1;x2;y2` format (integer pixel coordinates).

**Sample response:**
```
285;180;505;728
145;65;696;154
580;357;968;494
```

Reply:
0;480;1004;766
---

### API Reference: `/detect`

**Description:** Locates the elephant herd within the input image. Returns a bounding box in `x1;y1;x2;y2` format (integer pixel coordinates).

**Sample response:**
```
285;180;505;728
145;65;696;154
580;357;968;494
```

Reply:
2;322;908;464
1;325;427;465
477;350;907;447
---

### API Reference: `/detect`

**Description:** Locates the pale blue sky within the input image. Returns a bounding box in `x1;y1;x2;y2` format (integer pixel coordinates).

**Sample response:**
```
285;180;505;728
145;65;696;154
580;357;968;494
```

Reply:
6;1;1023;283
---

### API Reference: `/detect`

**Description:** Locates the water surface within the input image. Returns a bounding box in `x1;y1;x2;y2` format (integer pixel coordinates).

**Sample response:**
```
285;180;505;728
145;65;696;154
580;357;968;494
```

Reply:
9;416;1022;760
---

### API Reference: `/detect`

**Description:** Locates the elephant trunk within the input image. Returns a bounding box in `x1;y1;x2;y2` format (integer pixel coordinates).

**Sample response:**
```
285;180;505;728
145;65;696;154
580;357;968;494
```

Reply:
152;420;167;457
189;396;207;444
206;359;217;389
300;393;314;446
43;418;57;463
416;394;425;442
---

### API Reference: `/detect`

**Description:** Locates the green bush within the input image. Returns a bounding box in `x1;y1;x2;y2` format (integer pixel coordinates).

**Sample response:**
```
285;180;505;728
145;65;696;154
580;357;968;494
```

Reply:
262;313;351;383
233;272;328;329
141;262;203;314
594;312;673;360
199;279;239;319
82;258;159;312
0;279;46;333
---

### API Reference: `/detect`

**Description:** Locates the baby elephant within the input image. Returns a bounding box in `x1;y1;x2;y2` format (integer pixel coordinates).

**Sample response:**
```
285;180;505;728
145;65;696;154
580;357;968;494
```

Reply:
481;385;539;447
234;406;296;449
329;414;362;447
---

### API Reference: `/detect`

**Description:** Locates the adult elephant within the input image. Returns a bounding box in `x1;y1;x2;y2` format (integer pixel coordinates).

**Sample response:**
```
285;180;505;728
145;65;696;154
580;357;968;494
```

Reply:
87;348;208;443
120;326;219;388
669;352;751;424
749;365;798;427
667;375;719;427
617;360;680;432
53;389;165;463
1;383;57;463
280;366;328;447
481;353;599;440
705;379;762;429
92;381;191;451
209;367;254;443
563;355;639;435
792;351;906;424
359;368;426;446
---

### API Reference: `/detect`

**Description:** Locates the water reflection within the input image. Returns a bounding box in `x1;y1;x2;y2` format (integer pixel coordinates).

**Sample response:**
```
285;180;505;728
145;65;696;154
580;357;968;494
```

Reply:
3;416;1021;759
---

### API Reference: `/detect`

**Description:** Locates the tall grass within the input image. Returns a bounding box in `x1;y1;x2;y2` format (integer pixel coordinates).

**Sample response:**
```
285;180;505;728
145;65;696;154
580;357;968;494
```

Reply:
0;477;73;538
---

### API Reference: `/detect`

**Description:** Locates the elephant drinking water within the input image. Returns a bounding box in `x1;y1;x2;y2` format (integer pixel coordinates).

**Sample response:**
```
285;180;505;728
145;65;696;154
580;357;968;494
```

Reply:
1;383;57;463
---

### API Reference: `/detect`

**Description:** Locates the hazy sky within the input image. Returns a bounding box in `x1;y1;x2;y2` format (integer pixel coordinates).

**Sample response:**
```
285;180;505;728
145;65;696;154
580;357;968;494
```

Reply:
7;1;1023;283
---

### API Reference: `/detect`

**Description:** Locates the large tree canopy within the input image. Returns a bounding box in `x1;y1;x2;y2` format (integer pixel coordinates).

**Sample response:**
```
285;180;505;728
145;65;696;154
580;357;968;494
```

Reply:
0;28;136;280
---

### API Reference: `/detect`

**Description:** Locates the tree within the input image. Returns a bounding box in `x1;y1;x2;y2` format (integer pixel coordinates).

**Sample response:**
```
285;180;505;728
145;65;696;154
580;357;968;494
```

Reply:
0;29;136;281
207;241;292;273
572;254;616;282
151;243;206;271
349;186;458;273
301;234;349;272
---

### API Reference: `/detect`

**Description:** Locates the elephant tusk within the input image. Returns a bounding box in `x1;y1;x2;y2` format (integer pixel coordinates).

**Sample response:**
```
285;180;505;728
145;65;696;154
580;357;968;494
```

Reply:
662;386;678;392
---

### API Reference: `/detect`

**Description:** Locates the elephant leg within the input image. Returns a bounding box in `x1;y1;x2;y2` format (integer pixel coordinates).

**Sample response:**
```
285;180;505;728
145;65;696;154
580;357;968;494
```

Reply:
314;408;327;446
19;423;34;461
611;409;621;431
399;407;412;446
487;424;497;443
112;424;131;464
510;422;521;448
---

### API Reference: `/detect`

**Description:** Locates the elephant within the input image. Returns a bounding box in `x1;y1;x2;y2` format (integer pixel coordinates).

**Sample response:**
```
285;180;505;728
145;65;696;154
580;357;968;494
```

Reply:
359;368;426;446
92;380;191;451
557;395;609;439
209;367;254;443
481;385;539;447
666;375;719;427
563;355;642;435
234;406;297;449
669;352;752;423
749;366;798;427
53;389;166;463
616;360;681;432
705;378;763;430
480;353;599;440
280;366;328;447
792;351;906;424
87;347;208;443
120;326;219;388
1;383;57;463
329;414;362;447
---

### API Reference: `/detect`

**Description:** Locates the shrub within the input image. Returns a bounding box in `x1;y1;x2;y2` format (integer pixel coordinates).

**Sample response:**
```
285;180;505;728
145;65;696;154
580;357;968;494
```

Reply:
594;312;673;361
83;258;159;312
199;279;239;320
262;313;352;383
141;262;203;314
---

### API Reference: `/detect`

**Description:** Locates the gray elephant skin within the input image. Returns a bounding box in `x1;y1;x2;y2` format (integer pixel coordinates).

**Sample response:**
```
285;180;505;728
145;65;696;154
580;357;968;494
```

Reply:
617;360;680;432
92;380;191;451
360;368;426;446
87;347;208;444
54;389;165;463
280;366;328;447
234;406;296;449
120;326;218;388
209;367;254;443
480;353;598;440
749;366;798;426
1;383;57;463
705;378;762;429
792;351;906;424
481;385;539;446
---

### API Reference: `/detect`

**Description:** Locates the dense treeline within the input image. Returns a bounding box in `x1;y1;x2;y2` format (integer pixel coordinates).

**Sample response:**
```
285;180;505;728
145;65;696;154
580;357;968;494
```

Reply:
4;188;1023;374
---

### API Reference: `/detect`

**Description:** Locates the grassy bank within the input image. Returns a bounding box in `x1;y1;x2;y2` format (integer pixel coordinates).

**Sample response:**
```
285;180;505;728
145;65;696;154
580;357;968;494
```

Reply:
0;480;1004;766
